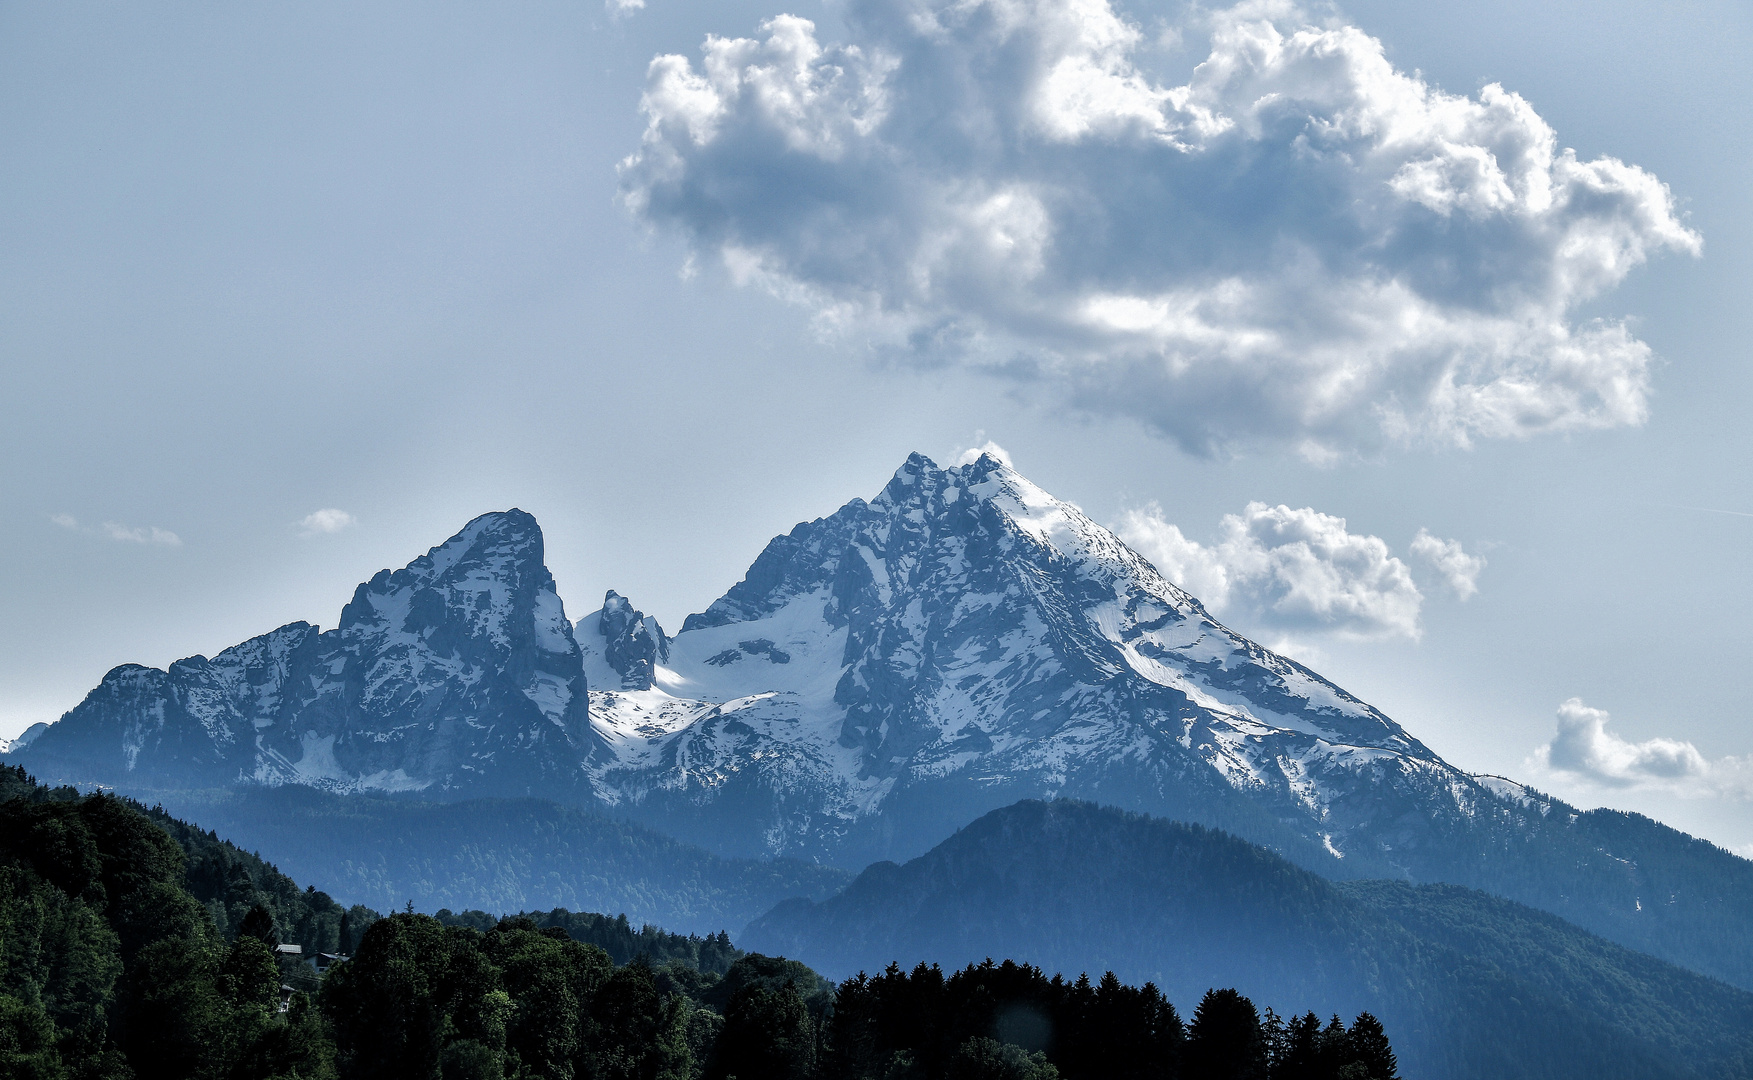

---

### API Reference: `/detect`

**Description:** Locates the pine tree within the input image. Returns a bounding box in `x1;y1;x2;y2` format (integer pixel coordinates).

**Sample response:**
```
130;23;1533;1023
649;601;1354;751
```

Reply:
1314;1015;1351;1078
237;905;277;949
1184;989;1266;1080
1346;1014;1397;1080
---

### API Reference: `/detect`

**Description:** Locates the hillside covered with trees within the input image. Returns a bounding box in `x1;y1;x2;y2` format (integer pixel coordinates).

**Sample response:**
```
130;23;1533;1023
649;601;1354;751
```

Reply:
0;766;1394;1079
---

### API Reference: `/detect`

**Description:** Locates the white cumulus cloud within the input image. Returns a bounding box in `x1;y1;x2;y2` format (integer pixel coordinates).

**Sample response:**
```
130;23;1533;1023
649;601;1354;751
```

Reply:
1119;501;1422;640
1533;697;1753;798
1410;528;1485;599
298;508;357;536
622;0;1699;456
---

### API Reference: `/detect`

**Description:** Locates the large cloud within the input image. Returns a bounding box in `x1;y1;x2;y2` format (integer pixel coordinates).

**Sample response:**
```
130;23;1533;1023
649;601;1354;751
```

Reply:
622;0;1700;455
1118;501;1426;640
1533;698;1752;798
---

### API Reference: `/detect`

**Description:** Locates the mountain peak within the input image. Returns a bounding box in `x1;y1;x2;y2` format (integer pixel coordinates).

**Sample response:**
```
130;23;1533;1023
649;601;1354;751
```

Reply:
404;507;543;577
17;508;591;798
337;509;556;644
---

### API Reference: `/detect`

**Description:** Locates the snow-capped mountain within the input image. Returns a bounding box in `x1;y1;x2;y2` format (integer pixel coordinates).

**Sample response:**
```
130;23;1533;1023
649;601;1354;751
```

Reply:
16;459;1753;989
581;452;1525;872
13;510;593;798
4;455;1542;872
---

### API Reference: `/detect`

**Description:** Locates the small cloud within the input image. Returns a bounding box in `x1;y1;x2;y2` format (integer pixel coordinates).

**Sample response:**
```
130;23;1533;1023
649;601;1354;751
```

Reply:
954;432;1013;467
1410;529;1486;599
1119;501;1423;640
48;513;181;546
607;0;644;13
100;521;182;547
298;509;357;536
1531;697;1752;798
1261;636;1328;670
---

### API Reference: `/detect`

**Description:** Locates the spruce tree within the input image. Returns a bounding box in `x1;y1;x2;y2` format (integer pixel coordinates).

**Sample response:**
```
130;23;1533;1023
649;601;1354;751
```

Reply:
237;905;277;949
1184;989;1266;1080
1346;1013;1397;1080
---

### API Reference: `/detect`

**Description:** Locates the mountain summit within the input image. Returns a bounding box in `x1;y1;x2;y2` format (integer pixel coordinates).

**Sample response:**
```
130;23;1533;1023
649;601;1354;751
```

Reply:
17;510;593;797
586;451;1502;872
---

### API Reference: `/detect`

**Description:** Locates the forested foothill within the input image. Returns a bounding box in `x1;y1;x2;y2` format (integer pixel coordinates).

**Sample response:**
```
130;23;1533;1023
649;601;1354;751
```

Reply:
0;765;1394;1079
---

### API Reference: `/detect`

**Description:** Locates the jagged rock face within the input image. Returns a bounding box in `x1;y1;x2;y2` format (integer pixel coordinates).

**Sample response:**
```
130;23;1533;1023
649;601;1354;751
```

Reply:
12;460;1536;876
14;511;594;798
588;453;1527;873
577;591;670;691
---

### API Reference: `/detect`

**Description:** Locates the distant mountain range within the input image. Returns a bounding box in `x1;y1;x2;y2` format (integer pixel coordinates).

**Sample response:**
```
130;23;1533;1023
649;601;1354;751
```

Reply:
10;452;1753;989
744;799;1753;1080
146;784;849;937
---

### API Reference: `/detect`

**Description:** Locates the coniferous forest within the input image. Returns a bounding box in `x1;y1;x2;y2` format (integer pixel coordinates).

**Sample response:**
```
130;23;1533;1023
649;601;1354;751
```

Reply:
0;766;1395;1079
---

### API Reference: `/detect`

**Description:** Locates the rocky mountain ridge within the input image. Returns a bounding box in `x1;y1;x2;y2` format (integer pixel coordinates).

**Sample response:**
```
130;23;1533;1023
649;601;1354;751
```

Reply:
581;452;1513;875
12;453;1753;989
14;509;593;798
0;456;1638;872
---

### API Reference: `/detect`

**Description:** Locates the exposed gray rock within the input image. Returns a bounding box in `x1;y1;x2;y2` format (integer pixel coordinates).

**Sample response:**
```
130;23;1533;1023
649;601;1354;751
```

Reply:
12;510;594;799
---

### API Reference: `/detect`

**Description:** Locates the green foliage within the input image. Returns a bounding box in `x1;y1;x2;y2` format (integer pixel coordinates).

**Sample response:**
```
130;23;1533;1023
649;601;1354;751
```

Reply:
435;908;742;975
0;993;68;1080
0;768;1400;1080
0;767;346;1080
142;801;350;957
588;962;692;1080
946;1038;1057;1080
818;960;1396;1080
709;979;817;1080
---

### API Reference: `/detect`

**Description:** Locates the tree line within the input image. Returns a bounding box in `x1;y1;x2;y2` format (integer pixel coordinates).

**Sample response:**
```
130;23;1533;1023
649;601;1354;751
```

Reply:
1;765;1395;1079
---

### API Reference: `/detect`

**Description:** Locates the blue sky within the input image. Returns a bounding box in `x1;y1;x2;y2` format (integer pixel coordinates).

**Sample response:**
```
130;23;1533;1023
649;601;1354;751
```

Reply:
3;0;1750;851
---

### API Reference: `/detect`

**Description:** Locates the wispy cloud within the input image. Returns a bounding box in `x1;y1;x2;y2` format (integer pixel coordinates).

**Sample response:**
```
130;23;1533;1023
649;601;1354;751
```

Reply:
102;521;182;546
622;0;1698;457
50;513;181;547
1532;698;1753;798
297;508;357;536
1118;502;1424;641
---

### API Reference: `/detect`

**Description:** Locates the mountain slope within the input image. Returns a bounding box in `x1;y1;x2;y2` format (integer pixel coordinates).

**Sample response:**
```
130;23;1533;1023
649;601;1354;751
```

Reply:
587;452;1495;875
575;453;1753;988
142;785;850;936
743;799;1753;1080
1337;878;1753;1070
13;510;596;799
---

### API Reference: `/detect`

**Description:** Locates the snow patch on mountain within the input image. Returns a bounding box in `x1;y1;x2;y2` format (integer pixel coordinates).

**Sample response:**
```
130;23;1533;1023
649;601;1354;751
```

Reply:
13;463;1551;876
571;452;1488;868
